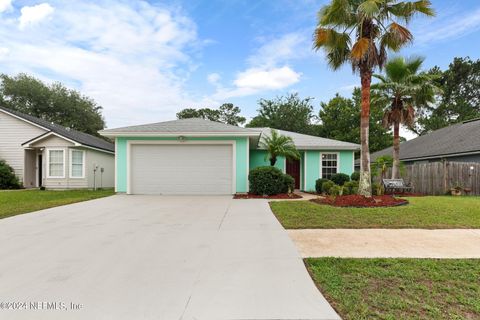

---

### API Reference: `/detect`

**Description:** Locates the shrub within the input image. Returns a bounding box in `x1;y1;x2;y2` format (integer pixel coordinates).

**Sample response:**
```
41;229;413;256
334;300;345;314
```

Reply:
343;181;359;195
351;171;360;181
0;160;21;189
329;185;343;196
315;178;330;193
372;182;383;196
283;174;295;194
249;166;292;195
330;173;350;186
321;180;335;195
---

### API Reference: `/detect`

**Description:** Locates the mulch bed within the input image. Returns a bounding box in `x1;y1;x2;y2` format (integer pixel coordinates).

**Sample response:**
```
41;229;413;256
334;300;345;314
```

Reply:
311;195;409;207
234;193;302;199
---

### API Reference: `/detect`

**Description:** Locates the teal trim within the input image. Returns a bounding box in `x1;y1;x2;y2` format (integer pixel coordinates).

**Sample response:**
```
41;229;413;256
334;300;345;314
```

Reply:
115;136;248;193
249;150;285;172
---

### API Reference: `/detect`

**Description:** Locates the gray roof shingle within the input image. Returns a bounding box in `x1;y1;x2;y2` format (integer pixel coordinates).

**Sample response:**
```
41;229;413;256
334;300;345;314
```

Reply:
0;106;114;153
100;118;257;134
252;127;360;150
370;118;480;162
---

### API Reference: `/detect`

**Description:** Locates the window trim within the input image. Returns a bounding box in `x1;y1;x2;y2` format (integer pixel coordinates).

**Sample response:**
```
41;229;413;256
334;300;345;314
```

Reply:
47;148;66;179
69;149;86;179
320;152;340;180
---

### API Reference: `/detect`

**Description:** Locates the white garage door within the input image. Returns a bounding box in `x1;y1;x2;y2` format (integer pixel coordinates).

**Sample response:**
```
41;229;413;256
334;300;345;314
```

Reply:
130;144;233;195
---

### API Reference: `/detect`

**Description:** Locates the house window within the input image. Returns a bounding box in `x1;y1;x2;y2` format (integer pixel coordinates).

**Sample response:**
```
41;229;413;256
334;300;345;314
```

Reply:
70;150;85;178
321;153;338;179
48;149;64;178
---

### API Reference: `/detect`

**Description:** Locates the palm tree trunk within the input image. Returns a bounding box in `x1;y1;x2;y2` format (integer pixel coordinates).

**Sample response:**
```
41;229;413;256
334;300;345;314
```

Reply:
270;157;277;166
392;120;400;179
358;69;373;197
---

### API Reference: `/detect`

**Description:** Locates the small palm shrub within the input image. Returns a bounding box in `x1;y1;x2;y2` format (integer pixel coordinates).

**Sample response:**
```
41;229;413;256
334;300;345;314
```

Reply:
350;171;360;181
330;173;350;186
249;166;293;195
315;178;330;194
0;160;21;189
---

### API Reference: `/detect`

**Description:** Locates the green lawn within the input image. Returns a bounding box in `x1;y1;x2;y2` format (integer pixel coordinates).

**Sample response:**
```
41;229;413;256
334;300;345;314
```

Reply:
306;258;480;320
270;196;480;229
0;189;115;219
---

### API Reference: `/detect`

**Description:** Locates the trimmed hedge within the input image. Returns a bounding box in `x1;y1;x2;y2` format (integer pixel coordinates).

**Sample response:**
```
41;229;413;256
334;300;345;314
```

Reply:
249;166;294;195
351;171;360;181
315;178;330;193
343;181;359;195
321;180;335;195
0;160;21;189
330;173;350;186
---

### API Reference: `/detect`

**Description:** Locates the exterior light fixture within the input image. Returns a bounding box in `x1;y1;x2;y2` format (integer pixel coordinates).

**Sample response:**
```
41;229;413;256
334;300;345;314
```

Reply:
178;136;187;142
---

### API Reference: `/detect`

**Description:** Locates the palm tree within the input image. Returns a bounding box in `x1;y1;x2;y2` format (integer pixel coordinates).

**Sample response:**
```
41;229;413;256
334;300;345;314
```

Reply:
313;0;434;196
260;129;300;166
372;56;440;178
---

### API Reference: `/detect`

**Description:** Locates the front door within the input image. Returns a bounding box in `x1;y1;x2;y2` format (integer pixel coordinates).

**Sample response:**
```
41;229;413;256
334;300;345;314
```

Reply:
38;154;43;187
286;159;300;189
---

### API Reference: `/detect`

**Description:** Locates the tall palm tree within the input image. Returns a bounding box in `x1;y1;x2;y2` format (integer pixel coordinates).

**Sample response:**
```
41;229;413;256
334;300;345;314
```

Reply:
372;56;440;178
260;129;300;166
313;0;434;196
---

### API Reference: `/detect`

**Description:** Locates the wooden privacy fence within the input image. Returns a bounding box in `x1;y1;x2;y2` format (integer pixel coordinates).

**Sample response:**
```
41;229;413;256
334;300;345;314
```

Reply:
385;161;480;195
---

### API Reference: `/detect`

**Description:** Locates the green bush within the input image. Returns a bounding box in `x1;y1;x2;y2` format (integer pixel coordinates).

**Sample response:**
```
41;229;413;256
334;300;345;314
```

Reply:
315;178;330;193
330;173;350;186
0;159;21;189
343;181;359;195
283;174;295;193
329;185;343;196
249;166;292;195
321;180;335;195
372;182;383;196
350;171;360;181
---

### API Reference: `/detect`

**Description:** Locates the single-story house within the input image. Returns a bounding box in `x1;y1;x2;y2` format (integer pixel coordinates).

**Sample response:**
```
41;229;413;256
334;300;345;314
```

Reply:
100;118;359;195
0;106;115;189
363;118;480;167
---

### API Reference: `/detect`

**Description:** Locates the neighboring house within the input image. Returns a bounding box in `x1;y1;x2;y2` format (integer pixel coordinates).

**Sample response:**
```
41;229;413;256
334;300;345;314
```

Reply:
361;118;480;167
0;106;115;189
100;118;359;195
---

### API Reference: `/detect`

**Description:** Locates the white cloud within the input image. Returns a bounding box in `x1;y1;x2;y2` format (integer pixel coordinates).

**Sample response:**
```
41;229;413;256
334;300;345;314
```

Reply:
213;33;306;99
19;3;55;29
207;73;221;85
415;7;480;45
0;0;209;128
0;0;12;13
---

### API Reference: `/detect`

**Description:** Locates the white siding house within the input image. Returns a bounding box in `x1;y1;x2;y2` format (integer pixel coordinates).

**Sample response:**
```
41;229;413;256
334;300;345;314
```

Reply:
0;107;115;189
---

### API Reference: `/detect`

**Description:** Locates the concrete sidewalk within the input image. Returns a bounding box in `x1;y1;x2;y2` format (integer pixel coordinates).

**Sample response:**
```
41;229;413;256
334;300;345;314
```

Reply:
288;229;480;258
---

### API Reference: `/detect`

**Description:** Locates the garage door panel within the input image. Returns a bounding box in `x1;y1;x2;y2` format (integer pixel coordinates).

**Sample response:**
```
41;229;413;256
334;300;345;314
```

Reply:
130;144;233;195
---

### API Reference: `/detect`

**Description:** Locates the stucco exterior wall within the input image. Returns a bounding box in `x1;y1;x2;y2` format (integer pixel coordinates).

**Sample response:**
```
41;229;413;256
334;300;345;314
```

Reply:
249;150;285;172
303;150;355;191
115;136;249;193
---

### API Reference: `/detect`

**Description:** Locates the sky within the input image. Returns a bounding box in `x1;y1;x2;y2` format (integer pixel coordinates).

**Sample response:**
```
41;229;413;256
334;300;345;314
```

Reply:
0;0;479;139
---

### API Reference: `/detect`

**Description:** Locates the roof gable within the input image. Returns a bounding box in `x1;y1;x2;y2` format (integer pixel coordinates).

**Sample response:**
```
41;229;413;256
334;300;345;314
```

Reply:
100;118;259;136
0;106;114;153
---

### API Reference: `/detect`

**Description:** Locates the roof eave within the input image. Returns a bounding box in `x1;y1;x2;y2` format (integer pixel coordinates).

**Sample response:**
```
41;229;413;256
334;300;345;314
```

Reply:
99;131;260;138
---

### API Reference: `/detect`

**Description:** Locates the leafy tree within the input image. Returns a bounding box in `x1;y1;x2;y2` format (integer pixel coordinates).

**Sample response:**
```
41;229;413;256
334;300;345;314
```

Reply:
318;89;393;153
246;93;316;134
259;129;300;166
313;0;434;196
176;103;246;126
414;57;480;134
372;56;440;178
0;73;105;136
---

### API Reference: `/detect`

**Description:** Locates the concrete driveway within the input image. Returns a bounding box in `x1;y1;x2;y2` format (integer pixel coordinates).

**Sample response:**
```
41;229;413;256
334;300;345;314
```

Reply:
0;195;338;320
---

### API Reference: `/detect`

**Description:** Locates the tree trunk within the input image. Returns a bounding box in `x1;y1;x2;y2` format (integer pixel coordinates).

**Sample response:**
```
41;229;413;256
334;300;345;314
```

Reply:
357;69;373;197
270;157;277;166
391;121;400;179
